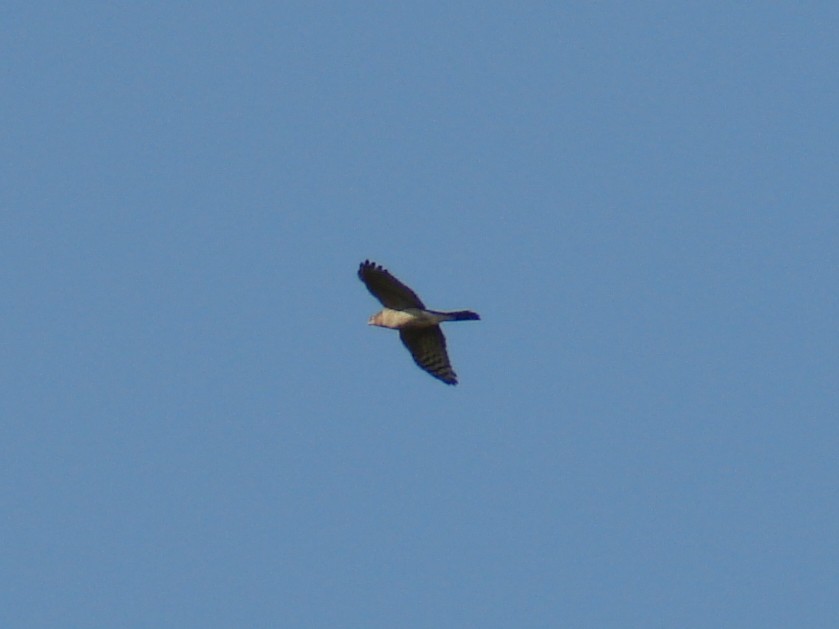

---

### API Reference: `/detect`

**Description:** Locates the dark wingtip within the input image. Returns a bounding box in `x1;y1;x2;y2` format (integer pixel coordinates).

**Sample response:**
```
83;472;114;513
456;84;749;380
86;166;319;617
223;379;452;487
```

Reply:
359;259;377;279
359;259;383;273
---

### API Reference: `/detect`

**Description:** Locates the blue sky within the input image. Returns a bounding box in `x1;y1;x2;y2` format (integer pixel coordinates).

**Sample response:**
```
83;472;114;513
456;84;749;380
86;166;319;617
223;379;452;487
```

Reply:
2;4;837;627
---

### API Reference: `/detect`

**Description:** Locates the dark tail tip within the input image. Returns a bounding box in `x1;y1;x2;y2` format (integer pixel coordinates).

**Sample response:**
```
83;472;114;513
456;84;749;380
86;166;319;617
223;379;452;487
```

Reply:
453;310;480;321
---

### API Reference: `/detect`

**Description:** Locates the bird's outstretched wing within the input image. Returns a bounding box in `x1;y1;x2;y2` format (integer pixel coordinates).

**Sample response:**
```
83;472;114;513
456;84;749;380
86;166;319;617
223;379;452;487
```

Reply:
358;260;425;309
399;327;457;385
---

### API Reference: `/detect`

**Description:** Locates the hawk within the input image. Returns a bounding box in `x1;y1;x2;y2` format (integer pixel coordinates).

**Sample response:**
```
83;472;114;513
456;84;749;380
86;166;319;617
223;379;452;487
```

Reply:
358;260;480;385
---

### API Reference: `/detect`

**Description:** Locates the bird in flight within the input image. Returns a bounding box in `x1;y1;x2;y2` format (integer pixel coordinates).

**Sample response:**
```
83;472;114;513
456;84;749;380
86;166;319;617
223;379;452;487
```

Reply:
358;260;479;385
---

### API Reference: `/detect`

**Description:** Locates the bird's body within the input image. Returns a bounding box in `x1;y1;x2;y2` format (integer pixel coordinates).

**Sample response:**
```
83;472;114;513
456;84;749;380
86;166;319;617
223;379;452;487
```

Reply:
358;260;479;385
368;307;479;329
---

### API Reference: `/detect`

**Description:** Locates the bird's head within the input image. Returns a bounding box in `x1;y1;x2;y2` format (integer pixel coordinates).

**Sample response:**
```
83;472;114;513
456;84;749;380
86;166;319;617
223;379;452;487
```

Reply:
367;311;386;327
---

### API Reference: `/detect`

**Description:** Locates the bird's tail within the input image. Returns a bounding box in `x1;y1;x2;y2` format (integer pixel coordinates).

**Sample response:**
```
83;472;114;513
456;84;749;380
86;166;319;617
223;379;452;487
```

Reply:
447;310;480;321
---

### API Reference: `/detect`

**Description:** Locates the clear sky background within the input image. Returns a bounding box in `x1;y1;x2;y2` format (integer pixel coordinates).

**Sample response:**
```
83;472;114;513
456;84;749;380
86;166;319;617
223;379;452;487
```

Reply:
2;4;837;628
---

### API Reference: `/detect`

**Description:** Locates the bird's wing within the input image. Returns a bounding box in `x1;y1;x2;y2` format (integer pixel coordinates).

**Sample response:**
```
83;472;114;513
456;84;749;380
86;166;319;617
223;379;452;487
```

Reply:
399;327;457;385
358;260;425;309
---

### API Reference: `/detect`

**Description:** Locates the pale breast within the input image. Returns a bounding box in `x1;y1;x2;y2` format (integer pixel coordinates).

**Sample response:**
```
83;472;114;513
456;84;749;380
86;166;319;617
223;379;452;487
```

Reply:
371;308;437;329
